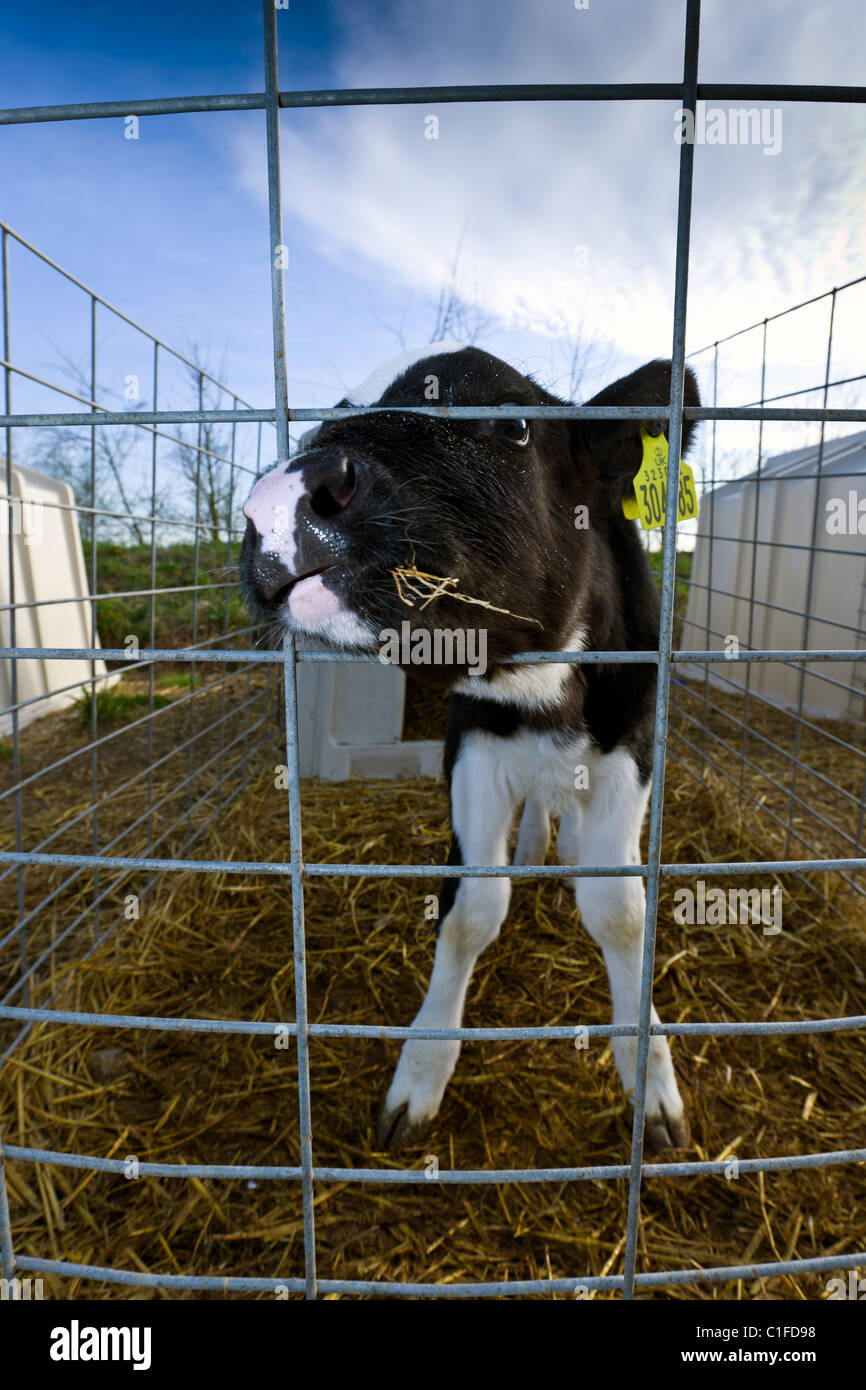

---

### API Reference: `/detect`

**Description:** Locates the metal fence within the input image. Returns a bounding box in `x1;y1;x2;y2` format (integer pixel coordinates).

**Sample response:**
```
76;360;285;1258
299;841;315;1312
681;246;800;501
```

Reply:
669;274;866;907
1;0;865;1300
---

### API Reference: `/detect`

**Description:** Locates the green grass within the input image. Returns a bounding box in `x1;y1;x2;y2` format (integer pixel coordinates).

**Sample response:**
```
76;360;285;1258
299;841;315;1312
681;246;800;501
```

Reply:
648;546;692;610
156;672;194;690
73;687;171;729
82;539;247;653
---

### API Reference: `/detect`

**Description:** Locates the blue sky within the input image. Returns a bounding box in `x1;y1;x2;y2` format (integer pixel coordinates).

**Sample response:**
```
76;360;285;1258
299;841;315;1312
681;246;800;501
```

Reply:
2;0;865;492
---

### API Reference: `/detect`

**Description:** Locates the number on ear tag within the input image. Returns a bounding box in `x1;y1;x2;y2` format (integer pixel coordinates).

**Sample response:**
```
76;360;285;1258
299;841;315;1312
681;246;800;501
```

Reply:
622;428;698;530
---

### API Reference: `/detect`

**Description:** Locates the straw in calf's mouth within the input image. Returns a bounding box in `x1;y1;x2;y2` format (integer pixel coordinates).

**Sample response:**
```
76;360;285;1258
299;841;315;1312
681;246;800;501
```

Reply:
389;563;543;628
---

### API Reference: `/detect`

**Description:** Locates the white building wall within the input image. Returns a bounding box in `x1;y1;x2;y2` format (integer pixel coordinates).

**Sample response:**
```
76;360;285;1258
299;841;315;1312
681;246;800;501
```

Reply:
680;455;866;720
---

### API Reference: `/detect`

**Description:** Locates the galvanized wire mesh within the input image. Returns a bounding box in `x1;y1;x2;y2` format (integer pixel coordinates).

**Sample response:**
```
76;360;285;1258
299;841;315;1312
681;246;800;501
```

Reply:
669;280;866;909
1;0;865;1299
0;209;282;1065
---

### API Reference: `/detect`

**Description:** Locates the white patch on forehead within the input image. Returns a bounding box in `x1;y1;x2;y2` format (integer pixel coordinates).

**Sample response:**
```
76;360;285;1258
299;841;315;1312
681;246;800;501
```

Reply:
345;340;468;406
453;625;587;712
296;341;468;454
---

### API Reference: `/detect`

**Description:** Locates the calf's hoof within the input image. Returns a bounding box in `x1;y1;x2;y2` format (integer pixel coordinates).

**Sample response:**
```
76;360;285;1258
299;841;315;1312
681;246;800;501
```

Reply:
375;1098;431;1151
644;1104;691;1151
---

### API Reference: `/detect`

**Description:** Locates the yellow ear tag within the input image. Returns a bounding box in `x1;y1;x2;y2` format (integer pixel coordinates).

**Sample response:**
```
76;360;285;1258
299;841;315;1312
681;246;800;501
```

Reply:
622;427;699;529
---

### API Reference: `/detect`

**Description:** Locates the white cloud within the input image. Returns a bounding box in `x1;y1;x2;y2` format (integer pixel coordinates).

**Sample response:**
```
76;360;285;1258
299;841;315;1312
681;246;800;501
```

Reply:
233;0;866;404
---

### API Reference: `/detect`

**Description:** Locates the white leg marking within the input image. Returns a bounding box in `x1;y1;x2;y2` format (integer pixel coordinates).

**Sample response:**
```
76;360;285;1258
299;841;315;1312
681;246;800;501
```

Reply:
567;750;687;1138
514;795;551;866
379;734;517;1140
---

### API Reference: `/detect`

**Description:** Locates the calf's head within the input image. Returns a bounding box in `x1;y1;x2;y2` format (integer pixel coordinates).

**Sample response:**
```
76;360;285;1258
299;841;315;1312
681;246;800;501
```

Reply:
240;344;699;686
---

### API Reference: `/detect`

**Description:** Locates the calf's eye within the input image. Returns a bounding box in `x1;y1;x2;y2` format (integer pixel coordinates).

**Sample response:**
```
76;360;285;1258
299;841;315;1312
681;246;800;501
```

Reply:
485;409;530;447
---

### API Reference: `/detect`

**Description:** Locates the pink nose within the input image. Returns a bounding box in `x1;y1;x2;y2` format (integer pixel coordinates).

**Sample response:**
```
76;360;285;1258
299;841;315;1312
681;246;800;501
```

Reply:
243;454;358;559
243;466;304;540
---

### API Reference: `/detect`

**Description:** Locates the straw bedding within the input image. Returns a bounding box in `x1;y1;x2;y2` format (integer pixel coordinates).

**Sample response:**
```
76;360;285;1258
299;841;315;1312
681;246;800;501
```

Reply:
1;673;865;1299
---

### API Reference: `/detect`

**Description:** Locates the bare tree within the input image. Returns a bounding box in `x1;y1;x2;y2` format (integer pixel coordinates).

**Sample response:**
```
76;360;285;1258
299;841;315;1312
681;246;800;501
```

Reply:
28;335;248;549
36;426;150;545
171;348;236;544
375;232;495;352
375;238;614;410
559;319;613;401
428;236;496;345
28;340;154;544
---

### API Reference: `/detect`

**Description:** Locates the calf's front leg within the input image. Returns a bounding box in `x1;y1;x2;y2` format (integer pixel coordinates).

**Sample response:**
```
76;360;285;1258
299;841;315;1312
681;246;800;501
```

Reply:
559;753;690;1150
376;737;516;1149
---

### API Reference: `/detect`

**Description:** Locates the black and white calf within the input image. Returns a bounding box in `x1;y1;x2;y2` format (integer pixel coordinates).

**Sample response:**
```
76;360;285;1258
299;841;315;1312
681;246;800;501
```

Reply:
240;342;700;1152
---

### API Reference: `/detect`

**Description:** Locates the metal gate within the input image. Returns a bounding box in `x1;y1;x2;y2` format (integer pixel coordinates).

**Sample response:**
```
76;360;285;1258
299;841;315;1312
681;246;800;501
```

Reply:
1;0;865;1298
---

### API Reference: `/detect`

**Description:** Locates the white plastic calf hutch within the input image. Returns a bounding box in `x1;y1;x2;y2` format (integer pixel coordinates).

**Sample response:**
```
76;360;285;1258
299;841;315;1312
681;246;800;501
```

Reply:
296;648;442;780
680;429;866;720
0;462;113;736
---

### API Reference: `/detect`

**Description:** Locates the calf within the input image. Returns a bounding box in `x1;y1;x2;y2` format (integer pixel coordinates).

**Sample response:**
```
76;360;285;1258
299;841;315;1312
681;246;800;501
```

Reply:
240;342;699;1151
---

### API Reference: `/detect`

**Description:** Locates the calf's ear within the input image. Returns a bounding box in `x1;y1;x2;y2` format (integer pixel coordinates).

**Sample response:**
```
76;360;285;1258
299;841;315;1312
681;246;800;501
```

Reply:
572;359;700;508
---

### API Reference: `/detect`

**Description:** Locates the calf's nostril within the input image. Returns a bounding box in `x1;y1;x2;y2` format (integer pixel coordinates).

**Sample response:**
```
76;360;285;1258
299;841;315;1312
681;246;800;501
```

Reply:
251;551;294;605
309;460;356;520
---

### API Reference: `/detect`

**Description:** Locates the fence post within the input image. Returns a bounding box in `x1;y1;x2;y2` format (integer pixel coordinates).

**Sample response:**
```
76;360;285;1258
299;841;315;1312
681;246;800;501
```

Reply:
622;0;701;1303
0;1133;17;1290
784;289;837;858
263;0;319;1300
